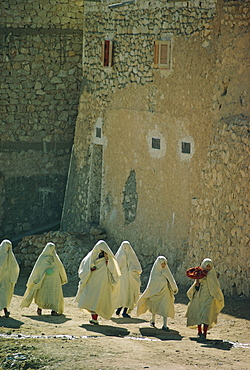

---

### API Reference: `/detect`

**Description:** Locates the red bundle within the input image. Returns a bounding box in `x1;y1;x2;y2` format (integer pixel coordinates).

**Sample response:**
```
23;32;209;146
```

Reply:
186;266;208;279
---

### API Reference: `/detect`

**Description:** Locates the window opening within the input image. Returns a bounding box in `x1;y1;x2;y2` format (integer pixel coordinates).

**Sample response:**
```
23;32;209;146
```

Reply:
181;142;191;154
96;127;102;138
152;137;161;149
102;40;113;67
154;40;171;69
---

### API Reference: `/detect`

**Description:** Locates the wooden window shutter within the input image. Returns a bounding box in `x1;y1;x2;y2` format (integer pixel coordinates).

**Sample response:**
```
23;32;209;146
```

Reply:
102;40;113;67
109;40;113;66
154;40;159;67
159;41;170;69
154;40;171;69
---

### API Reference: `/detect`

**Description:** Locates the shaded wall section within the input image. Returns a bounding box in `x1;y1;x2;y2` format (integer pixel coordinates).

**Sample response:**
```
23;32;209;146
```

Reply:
0;141;72;239
0;0;83;240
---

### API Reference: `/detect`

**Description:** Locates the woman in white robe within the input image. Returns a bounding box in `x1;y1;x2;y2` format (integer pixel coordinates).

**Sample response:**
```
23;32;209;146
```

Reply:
0;239;20;318
137;256;178;331
115;241;142;318
20;242;68;315
186;258;224;339
75;240;121;325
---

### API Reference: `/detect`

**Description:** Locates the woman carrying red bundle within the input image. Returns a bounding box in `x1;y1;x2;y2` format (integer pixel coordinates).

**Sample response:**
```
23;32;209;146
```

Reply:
185;258;224;339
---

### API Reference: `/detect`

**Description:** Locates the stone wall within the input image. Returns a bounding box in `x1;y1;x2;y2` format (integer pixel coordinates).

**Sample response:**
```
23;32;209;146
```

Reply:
61;0;219;240
81;0;217;98
0;0;83;239
14;231;95;278
177;114;249;297
61;0;249;296
176;1;250;297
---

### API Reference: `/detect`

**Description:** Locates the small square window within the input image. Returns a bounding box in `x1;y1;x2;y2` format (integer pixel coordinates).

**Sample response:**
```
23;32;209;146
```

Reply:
96;127;102;138
182;142;191;154
152;138;161;149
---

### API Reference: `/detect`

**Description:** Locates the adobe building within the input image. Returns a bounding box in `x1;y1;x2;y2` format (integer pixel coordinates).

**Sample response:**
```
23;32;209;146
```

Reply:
61;0;249;296
0;0;83;240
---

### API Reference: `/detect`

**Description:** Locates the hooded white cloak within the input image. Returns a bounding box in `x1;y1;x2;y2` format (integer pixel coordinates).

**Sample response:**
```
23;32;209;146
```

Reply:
115;241;142;312
0;239;20;311
186;258;224;329
137;256;178;318
75;240;121;320
20;242;67;314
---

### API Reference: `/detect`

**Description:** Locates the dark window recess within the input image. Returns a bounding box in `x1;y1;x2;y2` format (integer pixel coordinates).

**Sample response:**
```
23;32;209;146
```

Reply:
96;127;102;138
102;40;113;67
182;142;191;154
152;138;161;149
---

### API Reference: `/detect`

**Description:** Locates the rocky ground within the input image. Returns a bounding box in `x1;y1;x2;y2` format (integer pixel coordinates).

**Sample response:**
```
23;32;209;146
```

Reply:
0;267;250;370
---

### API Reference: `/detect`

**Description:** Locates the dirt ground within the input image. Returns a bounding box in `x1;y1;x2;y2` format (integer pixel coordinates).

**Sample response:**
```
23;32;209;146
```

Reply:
0;268;249;370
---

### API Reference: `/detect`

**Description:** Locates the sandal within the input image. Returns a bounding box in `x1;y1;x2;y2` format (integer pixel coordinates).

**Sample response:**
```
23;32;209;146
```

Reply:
198;333;206;339
122;313;131;318
37;308;42;316
89;319;99;325
4;308;10;318
51;311;60;316
162;326;170;332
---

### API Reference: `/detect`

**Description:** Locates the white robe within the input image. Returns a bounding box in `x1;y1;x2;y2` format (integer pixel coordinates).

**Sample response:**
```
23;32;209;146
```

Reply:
0;240;20;311
137;256;178;318
75;240;121;320
21;242;68;314
186;265;224;329
115;241;142;312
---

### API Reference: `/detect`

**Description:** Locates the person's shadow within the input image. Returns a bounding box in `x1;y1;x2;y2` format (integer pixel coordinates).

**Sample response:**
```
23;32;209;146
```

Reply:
190;337;234;350
140;326;183;341
111;317;146;325
81;323;130;337
0;316;24;329
22;314;71;324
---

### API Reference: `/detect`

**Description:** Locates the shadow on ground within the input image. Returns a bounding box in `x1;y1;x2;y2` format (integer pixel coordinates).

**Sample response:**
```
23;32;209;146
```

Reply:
0;317;24;329
190;337;234;351
81;323;130;337
139;327;183;341
22;314;71;325
111;317;146;325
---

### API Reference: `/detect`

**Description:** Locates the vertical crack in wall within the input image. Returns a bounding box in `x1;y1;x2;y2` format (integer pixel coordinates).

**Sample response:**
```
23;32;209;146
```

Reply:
122;169;138;225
